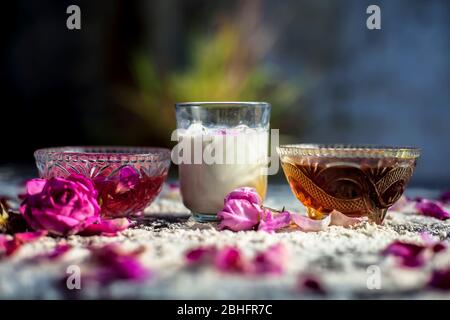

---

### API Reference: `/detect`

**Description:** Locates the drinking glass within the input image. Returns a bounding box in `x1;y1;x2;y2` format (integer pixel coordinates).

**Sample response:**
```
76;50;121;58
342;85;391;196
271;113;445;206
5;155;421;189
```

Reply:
175;102;271;222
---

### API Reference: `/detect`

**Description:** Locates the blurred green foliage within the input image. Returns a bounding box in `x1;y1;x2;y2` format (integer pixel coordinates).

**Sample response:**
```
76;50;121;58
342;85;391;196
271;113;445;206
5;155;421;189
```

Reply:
119;23;301;144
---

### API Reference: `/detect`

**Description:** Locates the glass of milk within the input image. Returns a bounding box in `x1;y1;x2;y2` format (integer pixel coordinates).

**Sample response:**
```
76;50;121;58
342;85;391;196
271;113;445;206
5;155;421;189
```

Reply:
174;102;271;222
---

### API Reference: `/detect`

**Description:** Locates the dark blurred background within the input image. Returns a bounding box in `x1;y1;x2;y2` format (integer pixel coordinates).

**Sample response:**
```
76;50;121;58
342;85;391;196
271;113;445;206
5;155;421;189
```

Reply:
1;0;449;187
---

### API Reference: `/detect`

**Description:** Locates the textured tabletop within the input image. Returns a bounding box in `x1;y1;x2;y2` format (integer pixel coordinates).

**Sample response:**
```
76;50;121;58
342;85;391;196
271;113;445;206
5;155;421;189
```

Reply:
0;167;449;299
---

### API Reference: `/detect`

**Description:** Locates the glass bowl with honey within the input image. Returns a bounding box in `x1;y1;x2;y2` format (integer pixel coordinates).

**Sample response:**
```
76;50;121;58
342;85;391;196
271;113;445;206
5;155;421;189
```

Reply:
277;144;420;224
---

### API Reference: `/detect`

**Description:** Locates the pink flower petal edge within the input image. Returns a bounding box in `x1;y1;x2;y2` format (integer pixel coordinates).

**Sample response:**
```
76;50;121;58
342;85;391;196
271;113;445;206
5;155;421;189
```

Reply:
329;210;364;227
185;243;287;276
291;212;331;231
217;188;363;233
78;218;132;236
224;187;262;206
382;236;447;268
89;244;151;284
0;231;47;257
415;199;450;220
429;268;450;290
440;190;450;204
257;210;291;233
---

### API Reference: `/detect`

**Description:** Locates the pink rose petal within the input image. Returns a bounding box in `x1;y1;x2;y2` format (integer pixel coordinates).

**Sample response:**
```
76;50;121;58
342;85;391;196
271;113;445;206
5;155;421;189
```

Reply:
329;210;363;227
184;244;287;276
33;243;72;262
416;199;450;220
115;166;140;194
429;268;450;290
291;212;331;231
258;210;291;233
0;231;47;257
298;274;326;295
214;247;246;273
249;243;287;275
79;218;132;236
420;232;447;253
185;247;216;264
25;179;47;195
440;190;450;204
382;241;427;268
90;244;150;284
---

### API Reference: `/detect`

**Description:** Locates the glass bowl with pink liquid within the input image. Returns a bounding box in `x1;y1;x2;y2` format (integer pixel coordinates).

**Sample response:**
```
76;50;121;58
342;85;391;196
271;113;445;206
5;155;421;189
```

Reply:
34;147;171;218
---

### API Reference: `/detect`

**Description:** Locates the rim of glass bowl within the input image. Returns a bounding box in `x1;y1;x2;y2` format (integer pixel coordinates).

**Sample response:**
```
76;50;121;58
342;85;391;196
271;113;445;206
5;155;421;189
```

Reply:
277;144;421;159
176;101;271;108
34;146;171;163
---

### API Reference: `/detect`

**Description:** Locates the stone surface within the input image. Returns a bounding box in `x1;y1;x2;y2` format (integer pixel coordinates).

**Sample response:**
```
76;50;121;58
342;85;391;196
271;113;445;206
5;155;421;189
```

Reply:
0;174;449;299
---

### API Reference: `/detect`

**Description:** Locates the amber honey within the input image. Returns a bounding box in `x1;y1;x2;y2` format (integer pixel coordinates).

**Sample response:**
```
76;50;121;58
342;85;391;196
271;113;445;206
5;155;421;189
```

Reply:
277;144;420;224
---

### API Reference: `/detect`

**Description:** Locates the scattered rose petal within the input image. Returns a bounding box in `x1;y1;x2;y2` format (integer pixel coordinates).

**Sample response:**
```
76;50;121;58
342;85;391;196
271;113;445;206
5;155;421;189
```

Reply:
0;231;47;257
258;210;291;233
217;199;262;231
329;210;363;227
185;247;216;264
298;274;326;295
214;247;246;272
33;243;72;262
420;232;447;253
184;243;287;276
46;243;72;260
382;241;426;268
291;212;331;231
25;179;47;195
416;199;450;220
79;218;132;236
249;244;287;275
90;244;150;284
429;268;450;290
115;166;140;194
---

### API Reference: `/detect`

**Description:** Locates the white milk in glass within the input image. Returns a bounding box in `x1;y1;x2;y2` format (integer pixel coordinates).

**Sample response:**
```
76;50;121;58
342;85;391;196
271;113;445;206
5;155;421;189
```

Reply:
178;124;268;214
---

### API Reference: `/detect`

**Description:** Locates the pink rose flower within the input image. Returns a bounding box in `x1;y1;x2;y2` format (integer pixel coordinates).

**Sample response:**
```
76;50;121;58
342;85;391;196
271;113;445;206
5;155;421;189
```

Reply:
218;187;290;232
224;187;262;206
20;175;101;236
217;188;263;231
